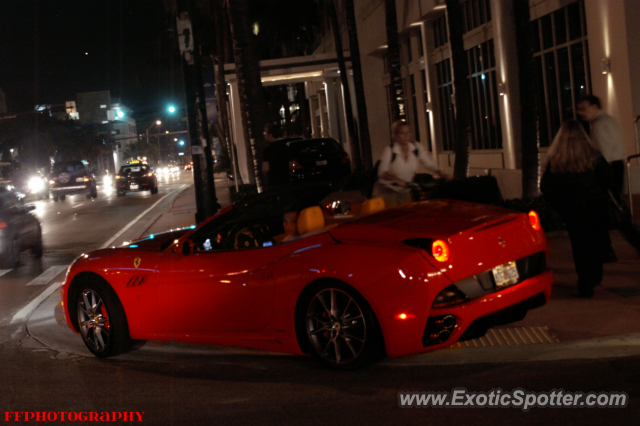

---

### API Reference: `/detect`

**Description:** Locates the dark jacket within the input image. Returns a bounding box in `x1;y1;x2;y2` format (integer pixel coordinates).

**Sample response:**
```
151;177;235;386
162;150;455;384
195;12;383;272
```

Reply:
540;156;612;223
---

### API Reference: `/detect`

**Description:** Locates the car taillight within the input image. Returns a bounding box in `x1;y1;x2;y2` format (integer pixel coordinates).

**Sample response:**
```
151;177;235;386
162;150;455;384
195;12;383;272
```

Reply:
147;172;154;177
432;285;468;308
49;180;55;185
115;175;122;180
0;221;6;229
289;159;304;171
341;153;351;165
528;210;541;232
83;177;90;182
432;239;450;263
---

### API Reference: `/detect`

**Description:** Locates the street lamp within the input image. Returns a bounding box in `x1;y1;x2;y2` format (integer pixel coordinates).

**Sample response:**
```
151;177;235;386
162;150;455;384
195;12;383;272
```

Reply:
146;120;162;145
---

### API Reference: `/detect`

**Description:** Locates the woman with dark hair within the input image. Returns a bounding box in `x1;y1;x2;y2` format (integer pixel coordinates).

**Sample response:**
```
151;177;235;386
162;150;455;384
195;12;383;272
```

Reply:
541;119;613;298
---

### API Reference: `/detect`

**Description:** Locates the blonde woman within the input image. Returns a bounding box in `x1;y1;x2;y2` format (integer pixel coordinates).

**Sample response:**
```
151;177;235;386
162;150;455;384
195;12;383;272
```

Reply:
540;119;613;298
373;120;443;207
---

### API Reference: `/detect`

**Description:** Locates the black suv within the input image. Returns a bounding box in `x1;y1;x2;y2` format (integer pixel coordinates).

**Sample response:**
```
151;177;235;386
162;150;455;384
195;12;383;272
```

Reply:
116;162;158;196
49;161;97;201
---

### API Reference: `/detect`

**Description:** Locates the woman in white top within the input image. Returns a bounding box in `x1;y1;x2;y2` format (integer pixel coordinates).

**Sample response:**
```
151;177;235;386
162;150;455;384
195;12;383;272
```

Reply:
373;120;443;207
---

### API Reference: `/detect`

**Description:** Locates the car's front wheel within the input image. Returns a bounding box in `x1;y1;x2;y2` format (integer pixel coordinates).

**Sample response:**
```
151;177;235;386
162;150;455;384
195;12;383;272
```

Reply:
299;282;383;370
76;280;131;358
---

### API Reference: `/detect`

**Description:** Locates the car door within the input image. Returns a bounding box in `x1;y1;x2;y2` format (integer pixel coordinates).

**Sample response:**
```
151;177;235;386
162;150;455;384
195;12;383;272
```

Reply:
154;217;290;334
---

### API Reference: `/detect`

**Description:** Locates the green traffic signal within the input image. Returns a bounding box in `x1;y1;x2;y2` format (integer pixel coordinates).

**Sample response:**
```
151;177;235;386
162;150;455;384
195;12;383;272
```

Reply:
168;105;176;113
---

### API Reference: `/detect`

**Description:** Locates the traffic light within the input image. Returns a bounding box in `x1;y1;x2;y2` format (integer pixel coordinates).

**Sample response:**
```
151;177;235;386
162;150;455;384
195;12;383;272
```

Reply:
179;140;185;146
168;105;176;114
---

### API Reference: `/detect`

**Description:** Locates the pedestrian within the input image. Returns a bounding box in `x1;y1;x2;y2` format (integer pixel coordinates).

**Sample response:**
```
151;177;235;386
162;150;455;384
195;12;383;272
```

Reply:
540;120;613;298
577;95;627;262
577;95;625;192
373;120;444;207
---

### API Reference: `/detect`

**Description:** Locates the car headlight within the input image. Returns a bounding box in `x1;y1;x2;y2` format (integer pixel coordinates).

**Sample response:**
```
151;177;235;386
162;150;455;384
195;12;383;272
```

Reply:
103;175;112;185
28;177;45;192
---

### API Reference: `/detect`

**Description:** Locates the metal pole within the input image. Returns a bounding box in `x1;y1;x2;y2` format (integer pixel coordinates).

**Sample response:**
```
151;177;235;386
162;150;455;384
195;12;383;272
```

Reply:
627;154;640;222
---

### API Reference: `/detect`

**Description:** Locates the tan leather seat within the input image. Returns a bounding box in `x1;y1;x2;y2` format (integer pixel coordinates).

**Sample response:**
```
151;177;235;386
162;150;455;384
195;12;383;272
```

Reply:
297;206;325;234
360;197;385;216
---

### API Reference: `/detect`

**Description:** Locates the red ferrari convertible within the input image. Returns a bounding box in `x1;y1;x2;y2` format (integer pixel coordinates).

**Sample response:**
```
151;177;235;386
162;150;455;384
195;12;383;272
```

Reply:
62;186;552;369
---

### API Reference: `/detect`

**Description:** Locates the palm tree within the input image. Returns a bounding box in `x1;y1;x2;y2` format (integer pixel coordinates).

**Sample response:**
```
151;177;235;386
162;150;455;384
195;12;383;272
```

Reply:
384;0;404;122
512;0;540;199
226;0;270;191
327;0;360;171
445;0;472;179
345;0;372;170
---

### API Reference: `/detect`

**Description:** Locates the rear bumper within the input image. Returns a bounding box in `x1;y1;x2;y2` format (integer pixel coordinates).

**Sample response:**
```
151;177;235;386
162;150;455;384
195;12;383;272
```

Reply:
383;269;553;358
50;185;91;196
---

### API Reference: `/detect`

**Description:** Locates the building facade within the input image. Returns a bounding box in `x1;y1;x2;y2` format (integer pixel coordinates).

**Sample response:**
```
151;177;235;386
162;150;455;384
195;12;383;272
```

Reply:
307;0;640;198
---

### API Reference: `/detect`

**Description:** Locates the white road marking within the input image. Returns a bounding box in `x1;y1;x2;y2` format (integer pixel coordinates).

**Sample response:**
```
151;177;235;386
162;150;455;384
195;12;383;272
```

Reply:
26;265;68;286
72;204;84;208
100;184;188;249
11;282;61;324
0;269;12;278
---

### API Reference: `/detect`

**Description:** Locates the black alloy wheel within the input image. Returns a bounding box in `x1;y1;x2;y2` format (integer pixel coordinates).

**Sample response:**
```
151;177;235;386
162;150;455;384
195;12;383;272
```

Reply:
300;283;383;370
76;279;131;357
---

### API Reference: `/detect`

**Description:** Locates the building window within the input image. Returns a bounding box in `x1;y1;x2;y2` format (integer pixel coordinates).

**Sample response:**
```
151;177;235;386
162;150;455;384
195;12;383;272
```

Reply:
462;0;492;33
467;40;502;149
433;15;448;48
435;59;455;151
533;0;590;147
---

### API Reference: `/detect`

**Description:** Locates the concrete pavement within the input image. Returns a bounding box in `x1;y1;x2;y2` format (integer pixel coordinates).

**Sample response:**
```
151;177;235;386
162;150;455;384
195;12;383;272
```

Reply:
23;176;640;365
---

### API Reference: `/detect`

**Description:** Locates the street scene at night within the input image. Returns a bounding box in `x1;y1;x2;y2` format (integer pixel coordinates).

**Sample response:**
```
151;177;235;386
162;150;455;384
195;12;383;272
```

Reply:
1;0;640;425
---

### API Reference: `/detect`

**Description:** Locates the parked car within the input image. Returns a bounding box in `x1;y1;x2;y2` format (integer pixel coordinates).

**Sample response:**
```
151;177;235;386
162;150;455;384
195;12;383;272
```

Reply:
262;137;351;186
115;162;158;196
61;183;551;369
0;187;42;267
49;161;97;201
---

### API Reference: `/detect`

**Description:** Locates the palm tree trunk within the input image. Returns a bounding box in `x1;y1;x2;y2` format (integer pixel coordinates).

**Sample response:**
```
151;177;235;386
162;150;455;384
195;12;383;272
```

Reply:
345;0;372;170
226;0;269;191
512;0;540;199
384;0;403;122
445;0;471;179
327;0;360;171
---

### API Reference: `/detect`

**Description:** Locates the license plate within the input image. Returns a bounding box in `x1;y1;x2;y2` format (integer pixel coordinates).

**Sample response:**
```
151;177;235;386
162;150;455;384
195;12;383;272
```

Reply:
130;184;139;190
492;261;519;289
316;160;328;166
75;177;84;182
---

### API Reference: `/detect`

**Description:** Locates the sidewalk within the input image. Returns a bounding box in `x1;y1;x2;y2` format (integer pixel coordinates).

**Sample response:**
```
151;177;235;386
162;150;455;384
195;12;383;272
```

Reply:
25;181;640;364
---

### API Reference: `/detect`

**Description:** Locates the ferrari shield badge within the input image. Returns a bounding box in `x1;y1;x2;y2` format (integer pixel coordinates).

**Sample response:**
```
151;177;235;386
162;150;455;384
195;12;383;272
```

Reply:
134;257;142;269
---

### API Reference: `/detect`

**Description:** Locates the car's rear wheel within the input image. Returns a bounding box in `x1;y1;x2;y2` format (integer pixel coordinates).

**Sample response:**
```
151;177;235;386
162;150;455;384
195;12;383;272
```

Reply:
91;186;98;198
53;196;59;202
76;279;130;358
33;227;43;257
299;282;383;370
60;195;66;201
1;238;20;268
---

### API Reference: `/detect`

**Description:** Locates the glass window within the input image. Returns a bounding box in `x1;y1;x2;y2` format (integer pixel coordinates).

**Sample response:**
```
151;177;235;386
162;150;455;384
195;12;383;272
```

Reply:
533;0;589;147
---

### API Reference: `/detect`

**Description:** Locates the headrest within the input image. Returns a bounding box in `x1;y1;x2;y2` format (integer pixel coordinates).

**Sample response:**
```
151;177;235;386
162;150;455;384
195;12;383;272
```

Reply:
361;197;385;216
297;206;325;234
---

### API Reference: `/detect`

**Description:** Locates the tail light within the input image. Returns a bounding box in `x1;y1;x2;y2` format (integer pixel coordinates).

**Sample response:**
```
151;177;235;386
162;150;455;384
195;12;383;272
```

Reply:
341;153;351;165
0;221;6;229
432;285;468;308
289;159;304;171
115;175;122;180
49;180;55;185
147;172;154;177
528;210;541;232
432;239;450;263
83;177;90;182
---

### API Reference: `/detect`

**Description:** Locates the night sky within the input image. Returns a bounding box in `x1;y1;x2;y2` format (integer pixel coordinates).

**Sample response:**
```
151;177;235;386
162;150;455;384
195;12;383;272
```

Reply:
0;0;174;116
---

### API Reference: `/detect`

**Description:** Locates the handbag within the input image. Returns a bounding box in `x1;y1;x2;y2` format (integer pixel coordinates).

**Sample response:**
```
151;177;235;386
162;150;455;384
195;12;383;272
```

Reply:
607;189;632;229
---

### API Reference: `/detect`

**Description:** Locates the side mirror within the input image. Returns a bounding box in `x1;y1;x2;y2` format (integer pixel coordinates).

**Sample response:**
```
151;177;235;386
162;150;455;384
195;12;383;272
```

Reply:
182;239;194;256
